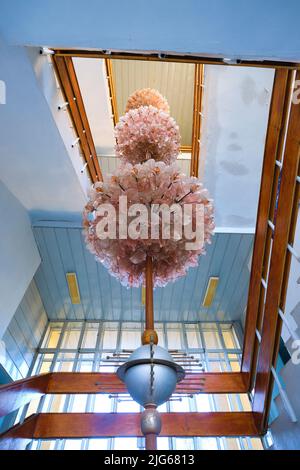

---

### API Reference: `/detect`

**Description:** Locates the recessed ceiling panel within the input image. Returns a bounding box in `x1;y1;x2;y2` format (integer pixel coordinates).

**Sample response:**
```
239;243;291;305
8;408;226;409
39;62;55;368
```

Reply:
111;59;195;148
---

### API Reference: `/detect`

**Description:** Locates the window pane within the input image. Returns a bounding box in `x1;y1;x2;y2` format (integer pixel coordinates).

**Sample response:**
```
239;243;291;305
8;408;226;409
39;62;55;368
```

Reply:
117;397;140;413
174;438;194;450
197;438;218;450
222;330;236;349
120;323;141;349
114;438;138;450
82;323;99;348
61;324;81;349
102;322;118;349
44;394;66;413
167;324;182;349
213;394;231;411
203;331;222;349
88;439;109;450
64;440;82;450
41;323;63;348
70;394;87;412
195;394;211;412
94;394;113;413
224;438;241;450
39;441;56;450
157;437;169;450
170;397;190;412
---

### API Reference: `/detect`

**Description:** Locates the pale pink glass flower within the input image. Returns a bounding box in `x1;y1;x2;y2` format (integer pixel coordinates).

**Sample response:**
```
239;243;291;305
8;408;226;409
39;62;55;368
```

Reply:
83;160;215;288
115;106;180;165
125;88;170;114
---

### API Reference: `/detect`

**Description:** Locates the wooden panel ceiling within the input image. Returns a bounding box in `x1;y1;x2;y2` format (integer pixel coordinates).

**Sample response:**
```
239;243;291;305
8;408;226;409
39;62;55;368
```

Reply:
33;226;253;323
111;59;195;148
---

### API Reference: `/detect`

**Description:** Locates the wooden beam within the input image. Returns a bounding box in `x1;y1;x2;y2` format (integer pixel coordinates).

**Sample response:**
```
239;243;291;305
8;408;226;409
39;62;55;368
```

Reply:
0;371;248;419
32;412;258;438
190;64;204;177
0;374;48;417
241;69;294;386
53;50;300;70
52;56;102;183
46;372;248;394
252;70;300;433
105;58;119;126
0;415;37;450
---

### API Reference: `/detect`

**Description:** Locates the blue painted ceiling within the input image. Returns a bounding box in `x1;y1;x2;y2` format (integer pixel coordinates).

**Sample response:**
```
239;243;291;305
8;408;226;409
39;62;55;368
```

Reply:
33;225;253;323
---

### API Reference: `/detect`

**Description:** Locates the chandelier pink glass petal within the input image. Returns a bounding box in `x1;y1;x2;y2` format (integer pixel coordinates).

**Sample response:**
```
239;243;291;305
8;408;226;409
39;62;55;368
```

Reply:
83;160;214;287
83;88;215;288
115;105;180;165
125;88;170;114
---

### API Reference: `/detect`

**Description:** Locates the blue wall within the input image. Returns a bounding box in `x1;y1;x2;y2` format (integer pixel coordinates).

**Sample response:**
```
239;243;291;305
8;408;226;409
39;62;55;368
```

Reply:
0;181;41;338
0;279;48;381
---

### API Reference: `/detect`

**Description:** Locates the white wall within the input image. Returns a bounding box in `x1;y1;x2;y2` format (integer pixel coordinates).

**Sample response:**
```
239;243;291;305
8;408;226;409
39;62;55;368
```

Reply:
0;36;87;221
1;1;300;62
0;181;40;338
201;65;274;229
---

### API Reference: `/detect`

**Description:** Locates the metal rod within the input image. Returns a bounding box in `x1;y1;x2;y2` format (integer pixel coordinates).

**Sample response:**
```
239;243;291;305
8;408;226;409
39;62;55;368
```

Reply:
145;255;154;331
145;433;157;451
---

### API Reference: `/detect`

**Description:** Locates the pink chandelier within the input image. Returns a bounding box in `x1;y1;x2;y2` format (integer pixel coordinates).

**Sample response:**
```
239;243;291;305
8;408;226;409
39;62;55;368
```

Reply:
83;88;214;287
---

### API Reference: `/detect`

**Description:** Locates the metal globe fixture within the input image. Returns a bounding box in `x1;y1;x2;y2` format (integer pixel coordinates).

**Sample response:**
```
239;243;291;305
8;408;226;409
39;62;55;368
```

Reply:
117;345;185;407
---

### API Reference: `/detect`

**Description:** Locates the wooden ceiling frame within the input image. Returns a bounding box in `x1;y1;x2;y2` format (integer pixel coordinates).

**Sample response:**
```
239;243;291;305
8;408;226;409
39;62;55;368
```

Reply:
1;50;299;447
240;70;300;433
104;58;119;127
52;55;103;183
250;70;300;434
53;49;300;70
190;63;204;177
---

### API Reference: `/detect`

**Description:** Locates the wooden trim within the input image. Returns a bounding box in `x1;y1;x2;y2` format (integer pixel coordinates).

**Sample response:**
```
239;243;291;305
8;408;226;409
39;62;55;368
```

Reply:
180;145;192;153
46;372;248;394
52;56;103;183
0;410;259;446
190;64;204;177
0;374;49;418
104;58;119;126
0;371;249;417
252;70;300;433
32;412;258;438
241;69;294;386
53;49;300;70
0;415;37;450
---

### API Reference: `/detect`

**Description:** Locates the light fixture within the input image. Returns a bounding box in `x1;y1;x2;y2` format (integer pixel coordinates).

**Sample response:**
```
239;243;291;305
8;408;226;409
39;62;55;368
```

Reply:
202;276;219;307
117;344;185;408
66;273;81;304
